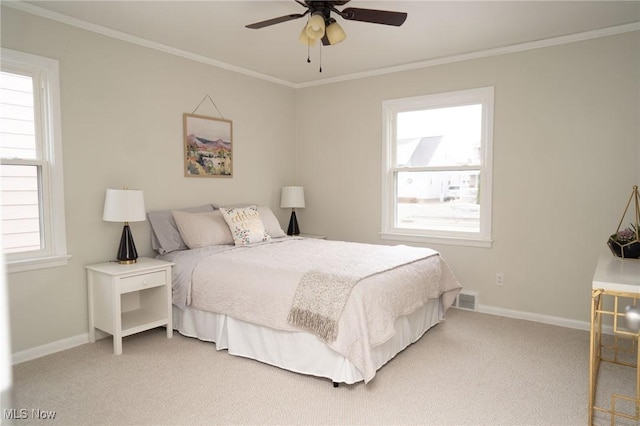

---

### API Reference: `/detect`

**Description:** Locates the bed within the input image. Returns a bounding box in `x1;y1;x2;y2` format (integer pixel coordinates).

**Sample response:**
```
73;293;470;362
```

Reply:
149;204;462;385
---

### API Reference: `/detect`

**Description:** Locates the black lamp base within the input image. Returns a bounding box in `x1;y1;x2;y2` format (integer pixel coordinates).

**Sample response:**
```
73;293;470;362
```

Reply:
287;210;300;236
117;223;138;264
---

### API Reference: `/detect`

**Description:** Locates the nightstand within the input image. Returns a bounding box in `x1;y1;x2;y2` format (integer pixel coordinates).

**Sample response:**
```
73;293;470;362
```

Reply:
86;257;174;355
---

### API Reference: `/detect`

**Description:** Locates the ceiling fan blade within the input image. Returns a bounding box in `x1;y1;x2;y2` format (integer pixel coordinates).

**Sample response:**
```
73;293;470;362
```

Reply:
340;7;407;26
246;12;307;29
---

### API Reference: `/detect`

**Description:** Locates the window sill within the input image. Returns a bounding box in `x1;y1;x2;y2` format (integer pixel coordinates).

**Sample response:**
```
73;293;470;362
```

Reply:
6;254;72;274
379;232;492;248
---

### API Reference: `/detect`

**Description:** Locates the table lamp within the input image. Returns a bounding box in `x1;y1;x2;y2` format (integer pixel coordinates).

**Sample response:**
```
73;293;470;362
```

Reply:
281;186;305;236
103;188;146;264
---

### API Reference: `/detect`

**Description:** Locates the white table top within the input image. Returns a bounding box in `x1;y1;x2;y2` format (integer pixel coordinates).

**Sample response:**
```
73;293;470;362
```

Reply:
85;257;174;275
592;252;640;294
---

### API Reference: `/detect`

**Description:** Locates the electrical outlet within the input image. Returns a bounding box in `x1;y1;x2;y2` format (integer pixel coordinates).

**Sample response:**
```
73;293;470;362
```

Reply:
496;272;504;286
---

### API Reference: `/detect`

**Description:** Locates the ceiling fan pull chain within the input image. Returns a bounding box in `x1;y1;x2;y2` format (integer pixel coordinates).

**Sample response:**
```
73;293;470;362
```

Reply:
319;43;322;73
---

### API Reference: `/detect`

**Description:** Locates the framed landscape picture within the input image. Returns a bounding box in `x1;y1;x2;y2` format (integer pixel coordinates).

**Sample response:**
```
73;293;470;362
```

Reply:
183;113;233;177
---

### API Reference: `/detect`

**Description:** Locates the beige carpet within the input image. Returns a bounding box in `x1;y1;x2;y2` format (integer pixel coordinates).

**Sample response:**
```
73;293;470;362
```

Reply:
5;309;637;425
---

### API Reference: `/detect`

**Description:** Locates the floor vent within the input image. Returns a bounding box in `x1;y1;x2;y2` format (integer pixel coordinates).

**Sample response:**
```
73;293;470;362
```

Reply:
454;291;479;311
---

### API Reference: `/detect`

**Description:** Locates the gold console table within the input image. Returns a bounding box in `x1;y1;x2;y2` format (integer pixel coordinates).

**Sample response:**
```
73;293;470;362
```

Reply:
589;253;640;425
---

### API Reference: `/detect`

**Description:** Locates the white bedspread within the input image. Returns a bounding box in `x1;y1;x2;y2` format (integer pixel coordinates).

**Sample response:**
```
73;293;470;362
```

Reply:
170;238;461;383
287;240;442;342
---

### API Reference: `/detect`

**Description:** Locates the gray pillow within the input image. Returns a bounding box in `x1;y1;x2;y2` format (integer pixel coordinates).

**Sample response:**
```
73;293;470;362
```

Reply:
148;204;214;254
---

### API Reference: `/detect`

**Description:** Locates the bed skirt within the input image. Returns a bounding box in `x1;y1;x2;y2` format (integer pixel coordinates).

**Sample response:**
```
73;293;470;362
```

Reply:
173;297;444;384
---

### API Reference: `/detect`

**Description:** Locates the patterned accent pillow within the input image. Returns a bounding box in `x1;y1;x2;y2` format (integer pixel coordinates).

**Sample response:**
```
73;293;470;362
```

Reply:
220;205;271;246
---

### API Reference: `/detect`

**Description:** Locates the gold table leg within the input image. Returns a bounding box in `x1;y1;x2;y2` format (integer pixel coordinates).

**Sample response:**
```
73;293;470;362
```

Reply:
589;289;603;426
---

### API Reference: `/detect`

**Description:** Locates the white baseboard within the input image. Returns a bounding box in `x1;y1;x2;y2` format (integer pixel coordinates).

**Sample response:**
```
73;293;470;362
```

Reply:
10;307;600;365
12;333;89;365
478;304;592;331
11;330;109;365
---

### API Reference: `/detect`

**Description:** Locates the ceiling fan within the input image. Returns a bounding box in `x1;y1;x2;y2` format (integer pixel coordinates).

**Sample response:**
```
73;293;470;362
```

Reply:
246;1;408;46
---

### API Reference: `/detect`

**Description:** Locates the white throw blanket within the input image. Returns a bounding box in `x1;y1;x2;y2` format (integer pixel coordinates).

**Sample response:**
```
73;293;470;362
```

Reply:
287;241;439;342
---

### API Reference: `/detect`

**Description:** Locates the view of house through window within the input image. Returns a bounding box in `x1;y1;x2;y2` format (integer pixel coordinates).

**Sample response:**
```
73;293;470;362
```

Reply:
0;71;42;254
396;104;482;233
382;87;493;246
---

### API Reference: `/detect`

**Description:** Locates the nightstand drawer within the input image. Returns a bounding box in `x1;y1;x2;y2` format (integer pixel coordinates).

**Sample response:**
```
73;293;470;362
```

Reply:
120;271;166;294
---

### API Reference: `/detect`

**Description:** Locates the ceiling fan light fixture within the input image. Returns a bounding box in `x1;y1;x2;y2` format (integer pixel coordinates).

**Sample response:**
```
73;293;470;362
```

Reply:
306;12;326;40
325;19;346;45
298;25;317;46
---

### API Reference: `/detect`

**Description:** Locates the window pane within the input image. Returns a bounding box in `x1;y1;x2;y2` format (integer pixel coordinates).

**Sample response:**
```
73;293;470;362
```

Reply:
396;104;482;167
396;170;480;233
1;49;69;270
1;164;42;253
0;71;36;159
383;87;493;245
0;72;33;94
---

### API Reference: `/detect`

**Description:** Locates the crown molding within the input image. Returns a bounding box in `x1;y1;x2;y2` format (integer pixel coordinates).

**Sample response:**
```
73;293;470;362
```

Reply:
4;1;639;89
295;21;640;88
3;1;296;88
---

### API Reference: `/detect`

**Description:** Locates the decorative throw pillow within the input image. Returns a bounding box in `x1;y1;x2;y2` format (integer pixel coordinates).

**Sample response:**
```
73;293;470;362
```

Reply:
171;210;234;248
219;204;286;238
220;205;271;246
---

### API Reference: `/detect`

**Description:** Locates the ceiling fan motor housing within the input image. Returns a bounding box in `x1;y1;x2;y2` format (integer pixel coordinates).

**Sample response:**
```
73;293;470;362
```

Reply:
246;0;407;39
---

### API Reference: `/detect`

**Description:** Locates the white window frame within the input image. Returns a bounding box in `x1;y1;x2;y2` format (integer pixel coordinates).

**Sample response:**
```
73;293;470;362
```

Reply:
380;87;494;248
1;48;70;273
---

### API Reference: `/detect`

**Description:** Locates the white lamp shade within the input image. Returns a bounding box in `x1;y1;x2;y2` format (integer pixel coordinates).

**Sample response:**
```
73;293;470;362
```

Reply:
325;20;346;45
103;189;146;222
306;13;325;40
281;186;306;209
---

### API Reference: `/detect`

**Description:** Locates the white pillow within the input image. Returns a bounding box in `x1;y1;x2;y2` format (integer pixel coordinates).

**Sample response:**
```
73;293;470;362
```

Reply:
171;210;234;248
256;206;286;238
219;205;271;246
219;204;286;238
148;204;214;254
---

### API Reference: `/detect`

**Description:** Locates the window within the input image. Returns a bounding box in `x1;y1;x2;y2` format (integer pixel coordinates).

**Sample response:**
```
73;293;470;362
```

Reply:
1;48;69;272
381;87;494;247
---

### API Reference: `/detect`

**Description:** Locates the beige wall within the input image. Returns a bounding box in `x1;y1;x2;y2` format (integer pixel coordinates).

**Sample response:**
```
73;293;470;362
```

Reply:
2;6;639;355
1;7;297;352
295;31;640;323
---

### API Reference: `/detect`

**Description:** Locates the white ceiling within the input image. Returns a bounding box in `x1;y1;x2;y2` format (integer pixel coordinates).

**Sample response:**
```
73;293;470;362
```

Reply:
11;1;640;87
